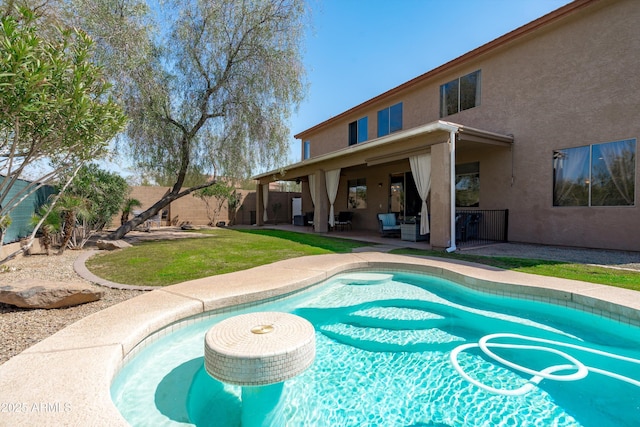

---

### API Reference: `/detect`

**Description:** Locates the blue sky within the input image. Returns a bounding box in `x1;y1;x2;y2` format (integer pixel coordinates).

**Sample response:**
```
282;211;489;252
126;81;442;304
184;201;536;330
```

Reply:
288;0;573;162
108;0;574;178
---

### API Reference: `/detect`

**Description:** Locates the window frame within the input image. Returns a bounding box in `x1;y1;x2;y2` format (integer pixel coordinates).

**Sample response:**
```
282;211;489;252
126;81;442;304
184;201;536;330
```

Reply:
455;162;480;207
552;139;636;207
377;102;403;138
303;140;310;160
440;70;481;118
348;117;368;146
347;178;367;209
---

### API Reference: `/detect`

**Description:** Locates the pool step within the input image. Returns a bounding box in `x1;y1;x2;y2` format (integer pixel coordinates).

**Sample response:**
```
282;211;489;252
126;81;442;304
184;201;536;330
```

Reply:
349;306;448;330
337;272;394;286
319;322;464;353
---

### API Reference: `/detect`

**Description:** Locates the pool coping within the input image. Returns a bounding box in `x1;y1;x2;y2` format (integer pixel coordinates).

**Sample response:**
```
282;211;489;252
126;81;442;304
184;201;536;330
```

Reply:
0;252;638;426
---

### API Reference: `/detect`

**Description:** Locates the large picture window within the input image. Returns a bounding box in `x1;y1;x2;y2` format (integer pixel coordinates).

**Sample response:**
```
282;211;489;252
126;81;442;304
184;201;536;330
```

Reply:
456;162;480;207
553;139;635;207
377;102;403;137
348;117;368;146
347;178;367;209
440;70;481;117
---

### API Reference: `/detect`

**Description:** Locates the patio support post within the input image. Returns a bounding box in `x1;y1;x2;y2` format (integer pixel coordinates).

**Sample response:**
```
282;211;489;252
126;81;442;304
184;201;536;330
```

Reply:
447;130;457;253
314;170;329;232
429;142;452;250
256;182;265;226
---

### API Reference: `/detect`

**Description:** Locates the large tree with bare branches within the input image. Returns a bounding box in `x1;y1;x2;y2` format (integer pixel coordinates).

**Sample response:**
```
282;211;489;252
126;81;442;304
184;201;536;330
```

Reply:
68;0;307;239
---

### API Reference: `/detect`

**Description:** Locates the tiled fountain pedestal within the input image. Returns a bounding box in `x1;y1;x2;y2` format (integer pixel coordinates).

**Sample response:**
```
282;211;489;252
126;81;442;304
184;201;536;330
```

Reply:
204;312;316;426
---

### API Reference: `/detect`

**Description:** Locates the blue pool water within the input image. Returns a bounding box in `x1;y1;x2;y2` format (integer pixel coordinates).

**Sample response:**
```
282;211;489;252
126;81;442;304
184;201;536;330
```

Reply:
111;271;640;426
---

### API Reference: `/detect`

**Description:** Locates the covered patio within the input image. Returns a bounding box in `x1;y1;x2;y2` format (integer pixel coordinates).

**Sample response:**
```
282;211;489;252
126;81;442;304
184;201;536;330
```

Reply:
253;120;513;251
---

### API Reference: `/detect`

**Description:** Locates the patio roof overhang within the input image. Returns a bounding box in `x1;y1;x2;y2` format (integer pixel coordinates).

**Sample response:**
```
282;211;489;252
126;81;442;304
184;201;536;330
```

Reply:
252;120;513;182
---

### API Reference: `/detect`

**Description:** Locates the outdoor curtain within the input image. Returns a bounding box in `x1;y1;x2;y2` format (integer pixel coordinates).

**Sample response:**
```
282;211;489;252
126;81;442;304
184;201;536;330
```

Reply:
262;184;269;222
325;169;341;227
409;153;431;235
308;174;316;207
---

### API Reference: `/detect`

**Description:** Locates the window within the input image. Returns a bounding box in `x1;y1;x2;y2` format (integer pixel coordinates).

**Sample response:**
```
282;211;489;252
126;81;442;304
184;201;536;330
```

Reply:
303;141;310;160
440;70;481;117
347;178;367;209
389;172;421;218
456;162;480;207
553;139;635;207
377;102;403;137
390;176;404;214
348;117;368;146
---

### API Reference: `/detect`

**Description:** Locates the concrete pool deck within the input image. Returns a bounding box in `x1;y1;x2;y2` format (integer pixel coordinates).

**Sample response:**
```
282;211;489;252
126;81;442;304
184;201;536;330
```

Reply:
0;252;639;426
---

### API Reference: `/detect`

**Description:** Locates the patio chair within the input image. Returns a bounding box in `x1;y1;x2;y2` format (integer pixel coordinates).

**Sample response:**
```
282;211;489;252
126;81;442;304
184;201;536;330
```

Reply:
456;212;482;241
377;213;400;237
336;211;353;231
148;212;161;228
132;209;150;232
304;211;314;227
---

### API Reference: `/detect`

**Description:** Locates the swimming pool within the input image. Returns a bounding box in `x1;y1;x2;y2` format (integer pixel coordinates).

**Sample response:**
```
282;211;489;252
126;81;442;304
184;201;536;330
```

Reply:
111;271;640;426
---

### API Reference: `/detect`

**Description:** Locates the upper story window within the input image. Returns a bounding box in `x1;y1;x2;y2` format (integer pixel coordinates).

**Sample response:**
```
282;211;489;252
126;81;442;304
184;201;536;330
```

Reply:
553;139;636;206
303;140;310;160
348;117;368;146
440;70;481;117
377;102;403;137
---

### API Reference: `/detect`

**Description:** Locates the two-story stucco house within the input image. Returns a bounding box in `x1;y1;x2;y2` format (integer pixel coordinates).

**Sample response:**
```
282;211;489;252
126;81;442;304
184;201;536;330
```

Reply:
253;0;638;252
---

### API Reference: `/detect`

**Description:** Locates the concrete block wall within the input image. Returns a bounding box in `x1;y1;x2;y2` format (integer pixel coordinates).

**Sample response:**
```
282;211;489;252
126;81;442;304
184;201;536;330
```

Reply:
116;187;301;227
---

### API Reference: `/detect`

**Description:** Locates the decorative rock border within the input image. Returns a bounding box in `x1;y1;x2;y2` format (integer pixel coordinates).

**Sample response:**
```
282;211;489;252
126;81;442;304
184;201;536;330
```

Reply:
73;250;157;291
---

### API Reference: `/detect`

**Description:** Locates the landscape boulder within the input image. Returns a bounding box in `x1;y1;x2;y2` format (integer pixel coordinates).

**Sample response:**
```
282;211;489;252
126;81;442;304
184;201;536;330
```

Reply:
0;280;103;309
96;239;132;250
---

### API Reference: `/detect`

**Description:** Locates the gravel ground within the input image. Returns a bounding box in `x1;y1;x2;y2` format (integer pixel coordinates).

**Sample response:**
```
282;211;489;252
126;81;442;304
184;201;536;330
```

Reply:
0;250;144;365
462;242;640;271
0;228;213;366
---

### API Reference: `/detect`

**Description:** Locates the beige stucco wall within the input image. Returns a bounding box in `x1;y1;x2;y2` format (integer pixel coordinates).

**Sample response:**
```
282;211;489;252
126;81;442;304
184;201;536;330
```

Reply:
461;0;638;250
294;0;639;251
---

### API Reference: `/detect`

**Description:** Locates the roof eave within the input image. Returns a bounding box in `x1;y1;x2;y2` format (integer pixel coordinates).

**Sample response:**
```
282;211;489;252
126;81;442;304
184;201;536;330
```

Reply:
255;121;458;180
253;121;513;181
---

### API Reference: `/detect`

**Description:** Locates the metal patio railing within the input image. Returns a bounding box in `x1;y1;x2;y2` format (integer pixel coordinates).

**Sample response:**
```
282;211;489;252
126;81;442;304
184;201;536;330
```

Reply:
455;209;509;247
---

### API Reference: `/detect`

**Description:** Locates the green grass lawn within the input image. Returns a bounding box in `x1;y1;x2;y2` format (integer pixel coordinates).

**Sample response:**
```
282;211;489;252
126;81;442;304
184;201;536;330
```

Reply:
85;228;367;286
391;248;640;292
86;228;640;290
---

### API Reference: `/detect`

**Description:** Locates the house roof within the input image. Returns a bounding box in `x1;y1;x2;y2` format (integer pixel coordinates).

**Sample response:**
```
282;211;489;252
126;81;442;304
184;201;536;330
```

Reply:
293;0;601;140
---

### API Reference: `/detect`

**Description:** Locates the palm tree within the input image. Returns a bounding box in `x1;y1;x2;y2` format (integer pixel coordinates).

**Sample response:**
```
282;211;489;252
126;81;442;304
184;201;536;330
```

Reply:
121;198;142;226
55;195;91;254
30;205;62;256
